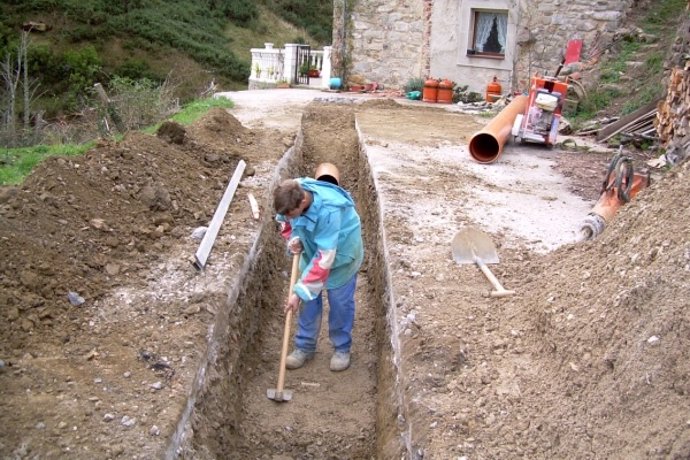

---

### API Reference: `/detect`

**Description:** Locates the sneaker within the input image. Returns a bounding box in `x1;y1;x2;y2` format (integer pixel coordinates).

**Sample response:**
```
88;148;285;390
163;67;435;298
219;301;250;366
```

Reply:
330;351;351;372
285;349;313;370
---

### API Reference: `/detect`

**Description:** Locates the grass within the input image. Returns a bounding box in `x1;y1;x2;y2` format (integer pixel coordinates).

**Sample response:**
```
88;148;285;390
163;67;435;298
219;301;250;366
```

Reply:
1;96;235;185
143;96;235;134
571;0;686;128
641;0;688;34
171;95;235;124
0;143;94;185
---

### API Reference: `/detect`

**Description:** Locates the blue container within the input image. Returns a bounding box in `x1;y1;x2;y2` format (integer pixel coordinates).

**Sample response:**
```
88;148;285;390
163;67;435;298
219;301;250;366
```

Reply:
329;77;342;90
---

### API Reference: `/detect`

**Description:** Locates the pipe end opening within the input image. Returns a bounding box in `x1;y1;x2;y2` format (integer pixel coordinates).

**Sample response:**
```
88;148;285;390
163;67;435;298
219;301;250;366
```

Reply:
469;133;500;164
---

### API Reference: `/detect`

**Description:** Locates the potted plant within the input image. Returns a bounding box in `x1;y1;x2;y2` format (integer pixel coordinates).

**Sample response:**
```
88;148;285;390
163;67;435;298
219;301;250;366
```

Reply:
276;78;290;88
299;61;320;78
299;61;309;76
254;62;261;78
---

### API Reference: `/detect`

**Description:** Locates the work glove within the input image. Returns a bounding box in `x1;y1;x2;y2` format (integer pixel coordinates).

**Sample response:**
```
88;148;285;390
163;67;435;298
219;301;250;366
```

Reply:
287;236;303;254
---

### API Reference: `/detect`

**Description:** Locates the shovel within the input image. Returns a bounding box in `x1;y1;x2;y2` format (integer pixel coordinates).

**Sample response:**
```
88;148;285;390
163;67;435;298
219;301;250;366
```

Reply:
267;253;301;402
451;228;515;298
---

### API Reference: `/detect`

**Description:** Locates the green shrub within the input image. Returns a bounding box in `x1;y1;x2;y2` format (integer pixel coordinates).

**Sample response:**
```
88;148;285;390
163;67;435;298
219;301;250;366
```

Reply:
403;77;424;93
64;45;102;90
263;0;333;45
115;58;158;81
64;25;103;43
220;0;258;25
108;76;177;129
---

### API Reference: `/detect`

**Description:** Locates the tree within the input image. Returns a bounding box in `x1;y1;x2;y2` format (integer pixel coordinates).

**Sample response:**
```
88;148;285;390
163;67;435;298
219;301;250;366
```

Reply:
1;34;22;145
1;30;43;146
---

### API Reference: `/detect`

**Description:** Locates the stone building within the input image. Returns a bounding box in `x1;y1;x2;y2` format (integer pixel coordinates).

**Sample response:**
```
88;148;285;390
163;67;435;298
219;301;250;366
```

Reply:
332;0;636;94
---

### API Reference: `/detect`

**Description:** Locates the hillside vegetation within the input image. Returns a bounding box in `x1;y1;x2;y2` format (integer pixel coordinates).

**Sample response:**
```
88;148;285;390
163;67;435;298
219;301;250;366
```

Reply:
0;0;331;123
574;0;687;122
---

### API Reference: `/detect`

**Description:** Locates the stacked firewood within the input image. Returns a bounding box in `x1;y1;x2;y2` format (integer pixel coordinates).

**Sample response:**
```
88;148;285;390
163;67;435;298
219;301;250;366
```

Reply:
655;62;690;163
655;1;690;164
656;63;689;144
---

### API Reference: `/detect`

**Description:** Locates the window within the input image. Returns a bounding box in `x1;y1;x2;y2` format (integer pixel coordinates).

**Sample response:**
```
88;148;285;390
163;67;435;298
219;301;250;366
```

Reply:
470;10;508;58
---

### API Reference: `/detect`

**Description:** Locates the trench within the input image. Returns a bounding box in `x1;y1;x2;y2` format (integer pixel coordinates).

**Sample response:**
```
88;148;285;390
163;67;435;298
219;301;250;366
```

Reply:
170;102;406;458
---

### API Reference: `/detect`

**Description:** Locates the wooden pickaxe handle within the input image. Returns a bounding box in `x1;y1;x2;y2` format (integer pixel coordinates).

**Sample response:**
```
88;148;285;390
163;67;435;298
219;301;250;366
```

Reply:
275;253;301;396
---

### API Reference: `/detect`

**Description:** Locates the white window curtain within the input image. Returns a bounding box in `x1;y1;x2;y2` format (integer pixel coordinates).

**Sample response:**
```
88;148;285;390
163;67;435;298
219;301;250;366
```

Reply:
474;11;508;53
496;13;508;53
474;13;494;52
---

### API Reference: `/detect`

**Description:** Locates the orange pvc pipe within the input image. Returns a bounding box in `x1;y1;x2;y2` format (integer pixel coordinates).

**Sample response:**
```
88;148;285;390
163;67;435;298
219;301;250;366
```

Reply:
580;171;650;240
469;95;528;164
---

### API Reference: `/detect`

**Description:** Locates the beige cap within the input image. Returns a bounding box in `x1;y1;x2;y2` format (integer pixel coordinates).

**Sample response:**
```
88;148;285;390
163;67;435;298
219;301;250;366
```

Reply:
314;162;340;186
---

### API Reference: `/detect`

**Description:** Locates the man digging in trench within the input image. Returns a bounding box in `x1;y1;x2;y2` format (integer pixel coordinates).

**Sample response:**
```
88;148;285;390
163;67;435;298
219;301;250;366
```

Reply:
273;173;364;372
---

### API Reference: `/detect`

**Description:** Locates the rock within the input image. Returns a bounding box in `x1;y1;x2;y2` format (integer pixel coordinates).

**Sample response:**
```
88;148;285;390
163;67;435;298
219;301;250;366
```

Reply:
121;415;136;427
191;226;208;240
156;121;186;144
0;186;18;204
183;304;200;315
67;292;85;306
7;307;19;321
105;263;120;276
139;184;172;212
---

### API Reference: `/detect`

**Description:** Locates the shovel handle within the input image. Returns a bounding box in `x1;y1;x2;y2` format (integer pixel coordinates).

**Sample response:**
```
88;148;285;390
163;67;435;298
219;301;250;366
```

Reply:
276;254;301;394
475;256;515;297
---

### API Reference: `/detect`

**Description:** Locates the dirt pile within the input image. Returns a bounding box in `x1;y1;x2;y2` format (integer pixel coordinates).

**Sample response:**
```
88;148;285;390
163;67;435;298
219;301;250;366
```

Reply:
0;108;286;457
0;110;250;346
510;158;690;457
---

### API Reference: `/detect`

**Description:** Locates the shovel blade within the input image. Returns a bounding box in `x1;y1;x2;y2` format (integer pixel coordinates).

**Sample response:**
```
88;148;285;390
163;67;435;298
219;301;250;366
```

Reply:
452;228;499;265
266;388;293;402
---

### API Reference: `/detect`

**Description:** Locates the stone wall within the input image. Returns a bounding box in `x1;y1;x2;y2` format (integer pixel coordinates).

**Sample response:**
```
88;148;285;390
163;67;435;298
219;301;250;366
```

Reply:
513;0;635;91
334;0;636;93
332;0;426;88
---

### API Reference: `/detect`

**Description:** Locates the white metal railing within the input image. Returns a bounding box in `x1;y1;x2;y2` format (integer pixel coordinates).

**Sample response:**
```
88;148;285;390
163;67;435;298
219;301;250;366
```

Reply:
250;43;284;81
248;43;332;90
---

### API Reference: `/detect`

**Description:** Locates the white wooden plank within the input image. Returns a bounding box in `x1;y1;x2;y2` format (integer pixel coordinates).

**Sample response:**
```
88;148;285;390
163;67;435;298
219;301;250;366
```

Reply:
193;160;246;270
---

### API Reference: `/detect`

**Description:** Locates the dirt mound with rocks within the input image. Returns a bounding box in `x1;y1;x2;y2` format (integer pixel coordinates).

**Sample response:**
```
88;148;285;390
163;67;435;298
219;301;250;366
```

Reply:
512;158;690;457
0;111;251;346
0;108;287;457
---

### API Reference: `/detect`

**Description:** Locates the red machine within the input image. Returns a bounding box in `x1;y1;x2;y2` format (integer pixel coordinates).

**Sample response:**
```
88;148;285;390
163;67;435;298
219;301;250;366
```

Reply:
511;76;568;146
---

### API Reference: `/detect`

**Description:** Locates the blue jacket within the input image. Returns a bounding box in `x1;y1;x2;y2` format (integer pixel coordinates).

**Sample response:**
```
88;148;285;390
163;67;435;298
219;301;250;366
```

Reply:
276;178;364;301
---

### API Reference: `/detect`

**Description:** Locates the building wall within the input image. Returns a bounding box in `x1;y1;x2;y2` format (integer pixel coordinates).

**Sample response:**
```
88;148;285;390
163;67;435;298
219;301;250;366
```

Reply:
335;0;635;94
334;0;427;88
510;0;634;92
431;0;518;95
